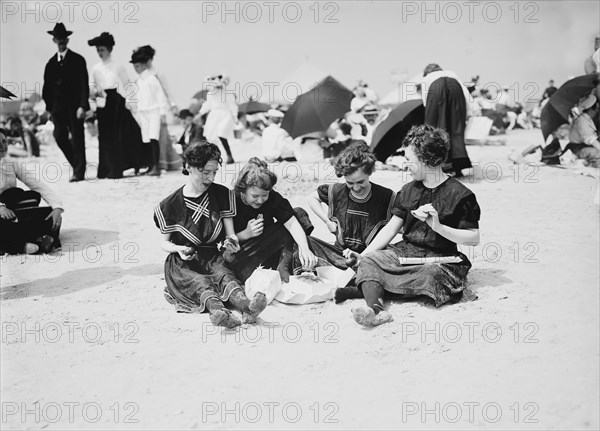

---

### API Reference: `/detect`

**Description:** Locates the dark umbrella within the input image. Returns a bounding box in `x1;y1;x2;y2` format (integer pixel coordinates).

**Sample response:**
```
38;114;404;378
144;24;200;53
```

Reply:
189;89;209;115
282;76;353;139
541;73;599;140
0;85;17;99
238;99;270;115
370;99;425;161
192;89;208;101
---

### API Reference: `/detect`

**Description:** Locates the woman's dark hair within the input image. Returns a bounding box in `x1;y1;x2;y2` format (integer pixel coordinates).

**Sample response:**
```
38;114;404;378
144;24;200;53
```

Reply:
423;63;443;77
401;125;449;167
234;157;278;194
181;140;222;175
139;45;156;60
0;127;7;136
333;142;377;177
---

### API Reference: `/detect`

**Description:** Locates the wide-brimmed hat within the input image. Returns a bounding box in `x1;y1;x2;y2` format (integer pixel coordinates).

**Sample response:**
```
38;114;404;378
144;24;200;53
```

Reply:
88;32;115;48
267;109;284;118
47;23;72;38
178;109;194;119
361;105;379;116
578;94;598;111
205;74;229;87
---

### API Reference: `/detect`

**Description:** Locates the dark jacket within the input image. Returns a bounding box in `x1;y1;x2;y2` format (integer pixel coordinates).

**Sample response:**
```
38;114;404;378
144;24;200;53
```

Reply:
42;49;90;113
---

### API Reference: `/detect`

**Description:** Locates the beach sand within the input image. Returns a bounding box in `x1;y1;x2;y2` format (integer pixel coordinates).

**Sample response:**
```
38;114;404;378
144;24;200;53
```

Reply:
1;128;598;429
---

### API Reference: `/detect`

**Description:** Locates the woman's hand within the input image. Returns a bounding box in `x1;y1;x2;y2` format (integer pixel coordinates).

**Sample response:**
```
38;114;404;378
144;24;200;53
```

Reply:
342;249;361;266
0;206;16;220
44;208;63;231
298;246;318;269
421;204;441;232
224;235;241;253
176;245;196;261
326;220;338;234
245;218;264;238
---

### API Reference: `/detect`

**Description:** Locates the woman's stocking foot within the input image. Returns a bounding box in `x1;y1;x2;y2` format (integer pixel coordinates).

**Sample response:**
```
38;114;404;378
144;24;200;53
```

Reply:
243;292;267;324
209;309;241;328
351;307;393;327
23;243;39;255
334;286;361;304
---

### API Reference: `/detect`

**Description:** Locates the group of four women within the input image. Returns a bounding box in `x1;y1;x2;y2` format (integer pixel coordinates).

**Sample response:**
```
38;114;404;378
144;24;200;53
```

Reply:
154;125;481;327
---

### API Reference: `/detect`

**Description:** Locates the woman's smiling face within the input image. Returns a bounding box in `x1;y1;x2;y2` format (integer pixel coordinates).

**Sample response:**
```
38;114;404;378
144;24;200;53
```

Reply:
189;160;219;188
344;168;371;197
242;186;270;209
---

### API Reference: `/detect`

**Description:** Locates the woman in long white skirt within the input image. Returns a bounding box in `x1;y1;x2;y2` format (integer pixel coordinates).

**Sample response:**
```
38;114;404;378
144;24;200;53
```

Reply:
200;75;237;164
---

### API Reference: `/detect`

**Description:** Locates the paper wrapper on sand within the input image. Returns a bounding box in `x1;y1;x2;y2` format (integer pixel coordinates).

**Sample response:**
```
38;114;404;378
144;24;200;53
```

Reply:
244;266;282;304
275;274;336;305
315;266;355;288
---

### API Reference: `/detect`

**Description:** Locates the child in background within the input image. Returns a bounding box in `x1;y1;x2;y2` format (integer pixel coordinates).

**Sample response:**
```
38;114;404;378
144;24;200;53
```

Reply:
129;47;167;176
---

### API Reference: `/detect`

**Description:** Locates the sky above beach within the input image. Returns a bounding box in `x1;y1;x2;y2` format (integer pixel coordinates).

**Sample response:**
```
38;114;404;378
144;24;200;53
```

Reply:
1;0;598;107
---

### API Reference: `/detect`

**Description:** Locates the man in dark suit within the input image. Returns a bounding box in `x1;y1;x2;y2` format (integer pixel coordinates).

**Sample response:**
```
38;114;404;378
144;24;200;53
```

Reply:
177;109;204;152
42;23;90;182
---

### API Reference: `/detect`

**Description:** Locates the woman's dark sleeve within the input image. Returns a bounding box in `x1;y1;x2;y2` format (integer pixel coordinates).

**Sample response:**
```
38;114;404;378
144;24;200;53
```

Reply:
316;184;329;205
272;192;295;224
455;194;481;229
390;186;409;220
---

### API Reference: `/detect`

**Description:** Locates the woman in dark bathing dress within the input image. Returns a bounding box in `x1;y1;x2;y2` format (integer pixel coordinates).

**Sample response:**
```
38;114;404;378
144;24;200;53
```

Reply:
300;143;396;301
154;143;266;328
228;157;318;283
343;126;481;326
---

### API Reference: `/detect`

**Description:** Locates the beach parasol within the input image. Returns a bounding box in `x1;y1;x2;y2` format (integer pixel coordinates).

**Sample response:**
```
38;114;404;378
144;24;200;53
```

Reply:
0;85;17;99
192;89;209;101
281;76;353;139
238;99;270;115
370;99;425;161
541;73;599;140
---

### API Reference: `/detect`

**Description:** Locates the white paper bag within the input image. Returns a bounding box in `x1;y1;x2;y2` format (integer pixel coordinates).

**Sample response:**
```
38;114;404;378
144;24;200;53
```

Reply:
465;116;493;140
244;267;282;305
275;275;336;304
315;266;355;288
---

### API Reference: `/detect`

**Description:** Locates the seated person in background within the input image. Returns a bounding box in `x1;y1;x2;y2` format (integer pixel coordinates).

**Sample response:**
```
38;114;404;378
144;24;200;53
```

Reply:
177;109;204;153
541;80;557;104
566;94;600;168
324;121;366;159
261;109;295;162
19;101;42;157
0;128;63;254
478;89;506;134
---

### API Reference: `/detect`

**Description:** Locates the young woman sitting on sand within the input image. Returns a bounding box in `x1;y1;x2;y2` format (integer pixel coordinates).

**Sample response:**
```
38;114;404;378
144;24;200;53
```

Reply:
153;142;267;328
301;142;396;302
228;157;318;283
342;125;481;327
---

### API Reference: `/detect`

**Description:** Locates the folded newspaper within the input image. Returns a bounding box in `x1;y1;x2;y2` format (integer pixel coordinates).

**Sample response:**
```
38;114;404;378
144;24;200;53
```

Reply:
398;256;462;265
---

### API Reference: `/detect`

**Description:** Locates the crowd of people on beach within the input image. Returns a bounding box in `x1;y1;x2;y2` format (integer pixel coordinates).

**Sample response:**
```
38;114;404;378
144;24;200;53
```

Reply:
1;23;599;327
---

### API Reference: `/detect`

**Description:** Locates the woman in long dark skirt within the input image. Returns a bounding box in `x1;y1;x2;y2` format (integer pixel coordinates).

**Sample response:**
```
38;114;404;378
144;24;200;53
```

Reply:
228;157;318;283
88;32;144;178
154;143;267;328
343;125;481;326
422;63;472;177
301;143;396;301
